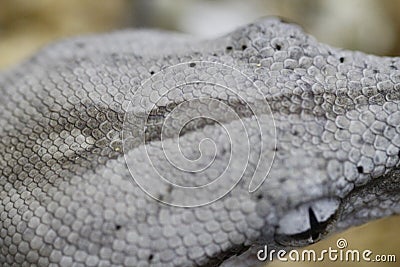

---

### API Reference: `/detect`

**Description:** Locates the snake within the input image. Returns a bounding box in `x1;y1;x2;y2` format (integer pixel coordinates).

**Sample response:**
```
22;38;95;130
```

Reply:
0;17;399;266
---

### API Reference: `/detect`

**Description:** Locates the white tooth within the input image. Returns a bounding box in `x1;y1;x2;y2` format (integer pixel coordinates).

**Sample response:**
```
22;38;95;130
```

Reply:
311;198;341;222
277;205;310;235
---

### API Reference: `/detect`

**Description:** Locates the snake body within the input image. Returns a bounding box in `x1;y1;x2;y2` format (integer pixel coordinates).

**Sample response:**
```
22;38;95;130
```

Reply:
0;18;399;266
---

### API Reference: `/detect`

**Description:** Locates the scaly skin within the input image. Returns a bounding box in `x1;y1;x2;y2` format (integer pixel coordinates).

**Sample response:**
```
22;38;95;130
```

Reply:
0;18;399;266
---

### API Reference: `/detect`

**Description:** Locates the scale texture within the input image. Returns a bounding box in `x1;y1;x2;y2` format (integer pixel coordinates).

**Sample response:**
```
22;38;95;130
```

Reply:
0;18;399;266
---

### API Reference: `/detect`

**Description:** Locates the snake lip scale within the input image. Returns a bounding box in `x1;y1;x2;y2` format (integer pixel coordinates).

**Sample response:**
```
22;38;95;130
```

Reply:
0;17;399;266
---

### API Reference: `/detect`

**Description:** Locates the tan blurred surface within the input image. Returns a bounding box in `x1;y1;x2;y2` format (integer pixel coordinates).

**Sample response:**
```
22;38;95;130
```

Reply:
0;0;128;69
0;1;398;266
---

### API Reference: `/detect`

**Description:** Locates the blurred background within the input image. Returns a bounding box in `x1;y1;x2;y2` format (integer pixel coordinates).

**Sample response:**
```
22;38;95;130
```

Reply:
0;0;398;266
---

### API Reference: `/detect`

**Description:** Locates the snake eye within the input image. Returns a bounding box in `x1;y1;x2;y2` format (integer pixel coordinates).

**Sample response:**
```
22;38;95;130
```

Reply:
274;198;341;247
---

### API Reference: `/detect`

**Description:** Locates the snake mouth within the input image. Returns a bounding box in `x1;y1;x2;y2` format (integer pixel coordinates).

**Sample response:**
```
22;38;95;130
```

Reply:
274;168;400;248
274;197;341;247
266;141;400;249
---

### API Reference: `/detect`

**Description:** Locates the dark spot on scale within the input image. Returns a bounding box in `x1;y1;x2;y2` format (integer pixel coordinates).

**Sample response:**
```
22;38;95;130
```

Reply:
275;44;281;51
226;46;233;51
257;194;263;200
241;45;247;50
293;130;299;136
167;185;173;193
115;225;121;230
274;147;279;151
76;42;85;48
357;166;364;173
221;147;227;155
150;71;155;75
390;65;398;70
339;57;345;63
189;62;196;67
213;53;218;56
148;254;154;262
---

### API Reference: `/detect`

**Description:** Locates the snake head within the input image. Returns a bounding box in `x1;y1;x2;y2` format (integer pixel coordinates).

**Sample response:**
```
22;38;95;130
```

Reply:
1;16;399;267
